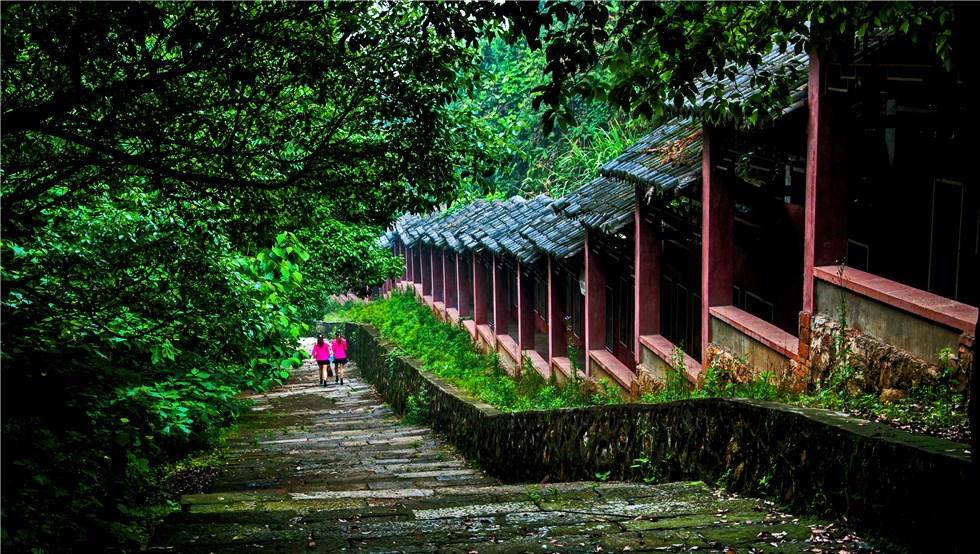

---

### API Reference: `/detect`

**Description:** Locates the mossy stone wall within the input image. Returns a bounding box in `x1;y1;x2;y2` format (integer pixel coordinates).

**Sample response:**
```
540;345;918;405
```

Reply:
346;322;973;553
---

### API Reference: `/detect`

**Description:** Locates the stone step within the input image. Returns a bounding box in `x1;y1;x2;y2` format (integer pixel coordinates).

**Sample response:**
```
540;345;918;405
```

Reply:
147;354;883;553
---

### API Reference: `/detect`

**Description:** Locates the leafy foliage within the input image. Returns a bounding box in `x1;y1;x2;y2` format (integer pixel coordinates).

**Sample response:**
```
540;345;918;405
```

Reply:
1;2;492;550
463;1;963;131
459;37;648;199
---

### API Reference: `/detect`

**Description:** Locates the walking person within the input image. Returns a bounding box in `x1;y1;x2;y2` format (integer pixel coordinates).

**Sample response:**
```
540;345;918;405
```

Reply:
331;329;348;385
310;334;333;386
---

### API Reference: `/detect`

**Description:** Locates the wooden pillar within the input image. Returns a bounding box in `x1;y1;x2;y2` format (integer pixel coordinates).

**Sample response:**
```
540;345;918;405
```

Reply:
517;263;534;355
701;123;734;365
584;229;607;375
634;189;662;364
473;253;487;325
803;50;849;314
456;251;472;316
493;254;509;334
547;256;567;364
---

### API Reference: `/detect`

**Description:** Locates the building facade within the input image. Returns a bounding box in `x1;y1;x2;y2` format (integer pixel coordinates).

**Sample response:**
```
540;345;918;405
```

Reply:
379;39;976;400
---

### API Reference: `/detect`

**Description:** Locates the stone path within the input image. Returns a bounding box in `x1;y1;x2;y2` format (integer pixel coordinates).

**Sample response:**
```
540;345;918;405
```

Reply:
147;339;886;553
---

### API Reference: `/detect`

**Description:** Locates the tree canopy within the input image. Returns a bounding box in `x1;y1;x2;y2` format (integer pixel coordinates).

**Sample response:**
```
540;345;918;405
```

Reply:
1;1;492;550
464;1;964;132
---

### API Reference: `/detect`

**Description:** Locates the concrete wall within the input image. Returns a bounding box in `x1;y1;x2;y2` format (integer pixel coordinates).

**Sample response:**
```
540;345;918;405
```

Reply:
710;317;794;378
347;321;972;553
639;346;672;382
813;280;972;391
815;280;963;362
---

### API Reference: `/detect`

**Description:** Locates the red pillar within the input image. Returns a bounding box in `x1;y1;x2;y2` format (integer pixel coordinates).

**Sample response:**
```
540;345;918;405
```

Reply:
547;257;567;365
634;188;662;364
584;230;607;375
701;123;734;365
803;50;849;314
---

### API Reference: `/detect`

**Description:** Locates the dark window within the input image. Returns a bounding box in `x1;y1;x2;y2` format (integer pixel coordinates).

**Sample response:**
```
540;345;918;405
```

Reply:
744;291;774;323
459;257;471;314
847;240;870;273
605;286;615;351
692;293;702;356
661;275;674;342
565;272;573;334
535;277;548;322
676;284;690;350
618;277;633;350
485;262;494;320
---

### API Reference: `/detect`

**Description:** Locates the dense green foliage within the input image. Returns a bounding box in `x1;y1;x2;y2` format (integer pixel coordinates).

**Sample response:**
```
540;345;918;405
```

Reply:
1;2;492;550
466;1;966;131
462;38;649;198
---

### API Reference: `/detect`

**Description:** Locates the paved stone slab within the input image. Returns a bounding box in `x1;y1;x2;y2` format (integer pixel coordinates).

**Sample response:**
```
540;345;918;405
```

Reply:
147;338;887;553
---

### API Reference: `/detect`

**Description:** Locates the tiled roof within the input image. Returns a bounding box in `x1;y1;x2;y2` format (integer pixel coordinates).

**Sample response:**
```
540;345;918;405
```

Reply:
671;44;810;119
383;45;811;261
553;176;635;235
599;117;702;199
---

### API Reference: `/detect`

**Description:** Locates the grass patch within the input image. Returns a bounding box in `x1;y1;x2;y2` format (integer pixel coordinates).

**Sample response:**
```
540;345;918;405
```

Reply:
334;290;624;411
332;290;969;440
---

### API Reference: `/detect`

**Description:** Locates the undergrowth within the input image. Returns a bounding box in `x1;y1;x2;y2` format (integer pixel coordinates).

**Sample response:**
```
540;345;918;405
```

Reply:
335;290;969;441
339;290;624;411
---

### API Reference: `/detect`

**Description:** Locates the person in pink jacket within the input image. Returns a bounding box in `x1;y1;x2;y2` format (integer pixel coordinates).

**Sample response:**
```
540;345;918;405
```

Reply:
331;329;348;385
310;333;333;386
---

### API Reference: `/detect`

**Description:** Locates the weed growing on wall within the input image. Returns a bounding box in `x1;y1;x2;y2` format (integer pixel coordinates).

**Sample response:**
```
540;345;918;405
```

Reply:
405;385;431;425
819;261;857;408
640;347;694;403
630;452;678;485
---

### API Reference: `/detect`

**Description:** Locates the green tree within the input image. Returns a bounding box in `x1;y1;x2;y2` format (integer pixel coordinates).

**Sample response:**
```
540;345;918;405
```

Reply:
462;1;962;131
1;1;491;550
459;36;649;199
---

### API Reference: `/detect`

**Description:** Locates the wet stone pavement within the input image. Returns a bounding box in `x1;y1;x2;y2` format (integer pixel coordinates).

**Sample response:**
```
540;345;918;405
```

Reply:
147;338;887;553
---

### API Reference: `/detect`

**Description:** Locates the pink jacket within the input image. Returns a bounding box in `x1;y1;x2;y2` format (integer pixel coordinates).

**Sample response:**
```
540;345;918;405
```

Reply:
311;341;331;361
331;338;347;359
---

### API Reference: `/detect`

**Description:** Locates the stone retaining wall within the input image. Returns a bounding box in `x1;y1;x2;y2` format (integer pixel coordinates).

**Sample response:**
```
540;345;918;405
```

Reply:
345;322;973;553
